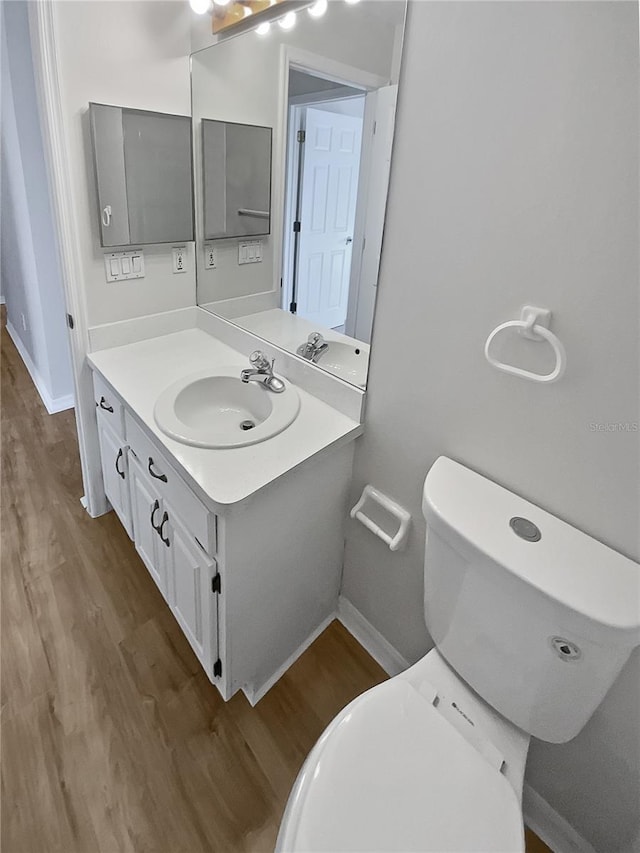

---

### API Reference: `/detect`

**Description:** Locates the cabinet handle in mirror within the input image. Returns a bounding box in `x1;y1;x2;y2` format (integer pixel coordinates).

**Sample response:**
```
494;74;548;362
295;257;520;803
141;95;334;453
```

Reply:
148;457;167;482
102;205;112;227
150;499;161;531
115;447;125;480
346;236;353;244
159;512;170;547
99;396;114;413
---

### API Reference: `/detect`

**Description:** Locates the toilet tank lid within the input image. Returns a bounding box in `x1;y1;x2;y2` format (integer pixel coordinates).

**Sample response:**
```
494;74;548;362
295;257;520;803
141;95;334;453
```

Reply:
423;457;640;640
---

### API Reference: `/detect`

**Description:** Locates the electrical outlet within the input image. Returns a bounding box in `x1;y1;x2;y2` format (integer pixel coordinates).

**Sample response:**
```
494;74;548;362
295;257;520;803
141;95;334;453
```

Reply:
172;246;187;274
204;244;216;270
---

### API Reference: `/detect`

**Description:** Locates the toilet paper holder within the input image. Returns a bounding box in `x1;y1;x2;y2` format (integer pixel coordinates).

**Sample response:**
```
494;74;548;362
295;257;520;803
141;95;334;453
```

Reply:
350;485;411;552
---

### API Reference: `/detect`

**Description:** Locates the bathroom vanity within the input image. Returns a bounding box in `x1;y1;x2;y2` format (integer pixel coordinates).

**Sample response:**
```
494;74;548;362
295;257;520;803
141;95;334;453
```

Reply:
88;319;362;704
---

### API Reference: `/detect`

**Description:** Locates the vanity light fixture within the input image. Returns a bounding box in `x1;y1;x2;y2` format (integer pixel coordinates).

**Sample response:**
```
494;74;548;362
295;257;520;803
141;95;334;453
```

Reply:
190;0;213;13
308;0;327;18
278;10;297;29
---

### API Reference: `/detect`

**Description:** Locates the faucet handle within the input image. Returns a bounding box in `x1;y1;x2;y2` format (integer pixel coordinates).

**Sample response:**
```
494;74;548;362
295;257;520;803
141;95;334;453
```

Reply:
249;350;272;371
308;332;324;346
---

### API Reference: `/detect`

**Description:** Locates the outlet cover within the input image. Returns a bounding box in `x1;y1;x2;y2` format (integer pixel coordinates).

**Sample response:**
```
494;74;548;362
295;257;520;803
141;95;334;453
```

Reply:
238;240;263;265
172;246;187;274
204;244;216;270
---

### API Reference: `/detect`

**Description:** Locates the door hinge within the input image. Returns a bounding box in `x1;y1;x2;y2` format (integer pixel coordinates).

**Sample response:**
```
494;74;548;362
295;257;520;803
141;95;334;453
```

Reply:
211;572;221;594
293;220;301;233
289;301;297;313
66;313;74;329
213;658;222;678
372;120;377;135
297;129;306;143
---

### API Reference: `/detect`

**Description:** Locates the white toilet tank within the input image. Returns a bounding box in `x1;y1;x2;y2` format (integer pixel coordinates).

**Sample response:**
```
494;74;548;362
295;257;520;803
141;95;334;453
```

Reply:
422;457;640;743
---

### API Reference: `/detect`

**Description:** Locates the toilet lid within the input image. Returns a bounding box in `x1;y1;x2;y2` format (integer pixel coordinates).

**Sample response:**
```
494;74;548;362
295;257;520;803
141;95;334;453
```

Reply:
279;679;524;853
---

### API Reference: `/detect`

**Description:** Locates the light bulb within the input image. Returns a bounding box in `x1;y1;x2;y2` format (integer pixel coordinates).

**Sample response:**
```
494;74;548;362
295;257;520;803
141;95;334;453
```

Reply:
213;0;231;6
243;5;252;15
278;11;296;29
256;21;271;34
190;0;213;13
308;0;327;17
344;0;361;4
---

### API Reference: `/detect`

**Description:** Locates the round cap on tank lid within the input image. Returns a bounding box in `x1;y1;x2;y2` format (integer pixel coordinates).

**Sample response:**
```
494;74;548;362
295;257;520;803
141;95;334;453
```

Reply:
509;517;541;542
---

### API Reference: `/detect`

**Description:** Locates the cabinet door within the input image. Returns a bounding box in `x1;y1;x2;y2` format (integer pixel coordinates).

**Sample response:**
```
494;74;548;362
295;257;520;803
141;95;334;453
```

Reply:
129;455;167;599
97;418;133;538
165;508;217;673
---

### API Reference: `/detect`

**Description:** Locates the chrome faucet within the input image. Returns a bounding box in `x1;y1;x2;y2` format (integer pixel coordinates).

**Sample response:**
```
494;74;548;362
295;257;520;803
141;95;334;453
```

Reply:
296;332;329;363
241;350;286;393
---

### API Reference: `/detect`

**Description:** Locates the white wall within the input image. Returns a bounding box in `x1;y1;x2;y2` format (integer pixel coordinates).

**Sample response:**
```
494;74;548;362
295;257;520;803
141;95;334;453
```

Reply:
52;0;195;327
191;0;398;311
342;3;639;851
1;0;73;411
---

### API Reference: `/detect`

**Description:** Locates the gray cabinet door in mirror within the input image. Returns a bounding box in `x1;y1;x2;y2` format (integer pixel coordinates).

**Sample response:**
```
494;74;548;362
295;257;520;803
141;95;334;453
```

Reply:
89;103;194;247
202;119;272;240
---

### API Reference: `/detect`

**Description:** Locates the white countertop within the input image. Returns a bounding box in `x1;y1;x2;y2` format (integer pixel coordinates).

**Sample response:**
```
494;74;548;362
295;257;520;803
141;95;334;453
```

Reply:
88;329;362;508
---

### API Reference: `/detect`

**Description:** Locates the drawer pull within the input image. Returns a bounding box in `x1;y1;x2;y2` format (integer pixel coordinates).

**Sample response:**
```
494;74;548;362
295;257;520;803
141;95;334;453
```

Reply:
159;512;170;547
99;396;114;413
150;499;161;531
148;457;168;483
115;448;125;479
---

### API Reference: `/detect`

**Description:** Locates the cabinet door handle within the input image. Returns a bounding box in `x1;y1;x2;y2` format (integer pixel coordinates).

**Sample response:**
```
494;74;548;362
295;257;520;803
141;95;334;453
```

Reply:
102;205;112;227
148;457;168;483
150;499;161;531
99;396;114;413
115;447;125;479
158;512;170;547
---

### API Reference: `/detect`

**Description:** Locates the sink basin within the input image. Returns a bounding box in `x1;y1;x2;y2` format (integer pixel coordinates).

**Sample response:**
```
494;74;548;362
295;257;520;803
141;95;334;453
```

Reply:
154;367;300;448
315;341;369;388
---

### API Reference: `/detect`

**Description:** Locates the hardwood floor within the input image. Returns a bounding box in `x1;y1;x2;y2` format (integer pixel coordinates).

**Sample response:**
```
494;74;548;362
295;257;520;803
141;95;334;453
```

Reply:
1;317;552;853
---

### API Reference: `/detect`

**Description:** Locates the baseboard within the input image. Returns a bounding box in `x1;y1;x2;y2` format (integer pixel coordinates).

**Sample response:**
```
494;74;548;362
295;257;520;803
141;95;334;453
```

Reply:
245;611;337;706
523;784;597;853
337;596;409;676
6;321;74;414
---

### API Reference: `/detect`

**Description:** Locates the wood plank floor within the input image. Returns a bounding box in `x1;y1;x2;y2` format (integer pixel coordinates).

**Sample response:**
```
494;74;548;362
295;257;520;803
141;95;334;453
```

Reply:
1;315;552;853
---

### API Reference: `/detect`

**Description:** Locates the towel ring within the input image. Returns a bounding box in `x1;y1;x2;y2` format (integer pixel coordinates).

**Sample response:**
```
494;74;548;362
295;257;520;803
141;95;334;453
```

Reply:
484;306;566;384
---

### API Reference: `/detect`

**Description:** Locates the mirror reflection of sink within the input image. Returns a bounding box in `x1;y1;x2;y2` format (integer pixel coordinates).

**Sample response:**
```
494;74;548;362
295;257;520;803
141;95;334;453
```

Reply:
154;367;300;449
314;341;369;388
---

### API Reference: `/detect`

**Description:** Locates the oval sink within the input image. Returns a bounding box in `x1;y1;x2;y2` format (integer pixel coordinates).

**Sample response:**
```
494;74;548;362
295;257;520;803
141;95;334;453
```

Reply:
154;367;300;448
316;341;369;388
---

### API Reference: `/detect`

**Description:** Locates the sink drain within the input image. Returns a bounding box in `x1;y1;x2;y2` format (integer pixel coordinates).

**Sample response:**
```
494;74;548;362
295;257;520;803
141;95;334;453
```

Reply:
240;420;256;431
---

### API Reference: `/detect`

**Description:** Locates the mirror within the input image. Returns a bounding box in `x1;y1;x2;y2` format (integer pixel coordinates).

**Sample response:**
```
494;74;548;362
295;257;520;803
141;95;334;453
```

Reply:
202;119;272;240
192;0;407;388
89;104;194;247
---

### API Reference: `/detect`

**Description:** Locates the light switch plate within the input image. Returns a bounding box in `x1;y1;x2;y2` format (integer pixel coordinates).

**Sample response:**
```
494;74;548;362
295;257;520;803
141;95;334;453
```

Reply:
104;250;145;282
172;246;187;274
238;240;263;265
204;244;216;270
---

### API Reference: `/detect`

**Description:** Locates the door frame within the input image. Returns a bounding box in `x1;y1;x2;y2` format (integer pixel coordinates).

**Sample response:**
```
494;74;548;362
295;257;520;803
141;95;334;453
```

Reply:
28;1;107;517
278;45;388;319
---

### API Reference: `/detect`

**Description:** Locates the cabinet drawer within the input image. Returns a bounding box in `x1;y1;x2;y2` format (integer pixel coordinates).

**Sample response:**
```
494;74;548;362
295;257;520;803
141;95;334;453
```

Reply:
125;411;216;555
93;371;125;438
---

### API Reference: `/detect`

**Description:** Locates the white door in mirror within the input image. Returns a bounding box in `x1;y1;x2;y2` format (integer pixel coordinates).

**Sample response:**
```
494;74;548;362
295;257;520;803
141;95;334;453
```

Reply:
154;367;301;449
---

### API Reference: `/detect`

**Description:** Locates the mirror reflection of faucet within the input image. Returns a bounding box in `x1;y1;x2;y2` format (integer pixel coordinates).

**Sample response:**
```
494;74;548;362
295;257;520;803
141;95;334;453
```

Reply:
240;350;286;393
297;332;329;364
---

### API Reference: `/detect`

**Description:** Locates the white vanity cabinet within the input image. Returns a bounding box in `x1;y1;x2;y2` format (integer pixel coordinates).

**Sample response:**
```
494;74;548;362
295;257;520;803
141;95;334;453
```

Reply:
91;367;354;705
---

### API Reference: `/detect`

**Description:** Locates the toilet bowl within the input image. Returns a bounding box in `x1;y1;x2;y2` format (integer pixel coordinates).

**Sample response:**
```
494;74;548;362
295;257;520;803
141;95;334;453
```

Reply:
277;650;529;853
277;457;640;853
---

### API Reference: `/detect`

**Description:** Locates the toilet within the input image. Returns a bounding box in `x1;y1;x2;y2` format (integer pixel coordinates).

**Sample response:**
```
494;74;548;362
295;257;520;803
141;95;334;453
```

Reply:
277;457;640;852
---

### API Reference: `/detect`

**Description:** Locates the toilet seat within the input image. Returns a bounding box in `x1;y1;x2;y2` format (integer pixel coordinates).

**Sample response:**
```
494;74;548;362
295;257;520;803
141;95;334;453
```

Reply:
277;677;525;853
